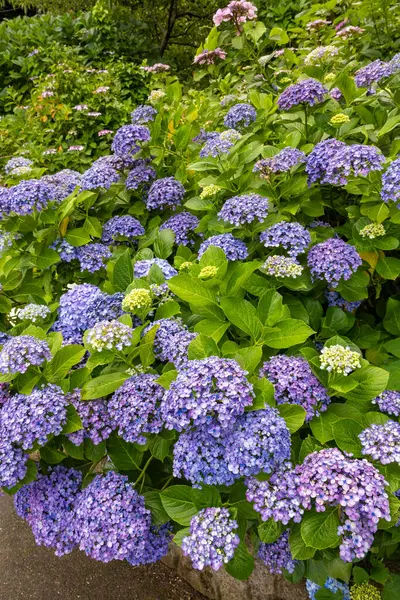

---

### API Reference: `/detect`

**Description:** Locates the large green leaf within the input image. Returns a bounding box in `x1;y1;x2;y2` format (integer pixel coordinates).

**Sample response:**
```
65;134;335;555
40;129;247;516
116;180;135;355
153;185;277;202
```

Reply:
332;418;363;457
113;249;133;292
220;297;263;342
160;486;197;526
300;508;341;550
278;403;306;433
257;289;290;326
225;541;254;580
188;333;219;359
263;319;314;348
168;274;219;306
46;345;86;381
81;372;129;400
107;434;143;470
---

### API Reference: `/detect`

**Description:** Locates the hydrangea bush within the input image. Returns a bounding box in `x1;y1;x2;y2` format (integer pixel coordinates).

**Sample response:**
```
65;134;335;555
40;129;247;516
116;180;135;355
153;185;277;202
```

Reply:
0;2;400;598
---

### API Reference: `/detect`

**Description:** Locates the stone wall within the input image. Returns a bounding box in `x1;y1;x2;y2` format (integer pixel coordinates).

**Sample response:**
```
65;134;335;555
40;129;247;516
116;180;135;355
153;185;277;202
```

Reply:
163;543;308;600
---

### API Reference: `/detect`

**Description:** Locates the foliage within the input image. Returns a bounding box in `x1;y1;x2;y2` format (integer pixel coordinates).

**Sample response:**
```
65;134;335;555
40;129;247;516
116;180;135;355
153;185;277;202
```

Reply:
0;1;400;598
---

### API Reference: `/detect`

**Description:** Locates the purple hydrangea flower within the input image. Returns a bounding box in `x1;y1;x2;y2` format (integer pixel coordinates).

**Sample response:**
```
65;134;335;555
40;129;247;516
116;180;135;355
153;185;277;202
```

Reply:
76;243;111;272
146;177;185;211
160;212;199;245
161;356;254;432
6;179;56;216
192;129;219;144
307;238;362;287
108;374;164;444
372;390;400;417
198;234;248;261
330;87;342;100
127;523;171;566
143;318;196;367
182;508;239;571
306;139;346;186
218;194;270;226
224;103;257;129
86;319;133;352
41;170;81;201
0;436;28;488
260;222;311;257
56;283;123;335
253;148;306;177
0;335;51;374
94;154;136;171
359;420;400;464
325;291;361;312
14;466;82;556
51;239;78;262
277;79;328;110
74;471;153;563
355;60;392;89
81;163;120;190
306;578;350;600
0;384;68;449
111;125;150;156
102;215;145;244
134;258;177;279
131;105;157;124
173;424;236;487
323;144;385;185
199;130;241;158
381;157;400;207
67;389;113;446
260;355;330;421
18;303;51;323
5;157;33;174
125;159;156;190
258;531;297;574
246;447;390;562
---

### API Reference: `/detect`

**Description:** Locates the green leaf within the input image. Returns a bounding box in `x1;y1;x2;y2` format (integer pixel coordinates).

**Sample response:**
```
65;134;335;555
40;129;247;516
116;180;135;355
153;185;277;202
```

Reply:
107;434;143;470
382;574;400;600
62;405;83;434
173;527;190;547
81;372;129;400
84;439;106;462
143;490;170;524
63;437;84;460
160;486;197;526
46;345;86;381
188;333;219;360
40;444;66;465
156;369;178;389
278;403;306;433
155;300;181;320
300;508;341;550
269;26;289;44
233;345;262;374
149;435;173;461
263;319;314;349
258;520;282;544
376;256;400;280
345;366;389;407
154;229;175;259
199;246;228;279
378;115;400;137
225;541;254;580
384;299;400;335
65;228;92;246
332;419;363;457
168;274;219;307
299;436;323;463
113;249;133;292
220;296;263;341
194;319;230;342
257;289;290;326
289;524;316;560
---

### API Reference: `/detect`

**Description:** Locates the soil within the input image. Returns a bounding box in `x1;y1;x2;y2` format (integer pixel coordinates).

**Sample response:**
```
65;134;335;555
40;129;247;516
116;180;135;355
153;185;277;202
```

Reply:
0;494;206;600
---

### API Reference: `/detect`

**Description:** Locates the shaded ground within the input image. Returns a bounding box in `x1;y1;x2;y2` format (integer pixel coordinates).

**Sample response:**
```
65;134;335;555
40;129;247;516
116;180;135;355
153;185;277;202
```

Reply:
0;494;205;600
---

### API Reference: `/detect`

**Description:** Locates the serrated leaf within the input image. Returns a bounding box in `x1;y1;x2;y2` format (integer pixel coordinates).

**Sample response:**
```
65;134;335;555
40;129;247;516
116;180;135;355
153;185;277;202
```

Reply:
113;249;133;291
160;486;197;526
301;508;341;550
81;372;129;400
220;296;263;341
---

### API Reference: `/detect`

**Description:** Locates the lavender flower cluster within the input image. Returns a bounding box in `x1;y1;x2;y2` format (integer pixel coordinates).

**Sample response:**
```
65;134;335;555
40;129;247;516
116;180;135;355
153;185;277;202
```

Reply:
277;79;328;110
218;194;270;226
76;243;111;273
131;105;157;124
67;389;114;447
372;390;400;416
0;335;52;374
162;356;254;432
260;222;311;257
258;531;297;574
253;147;306;177
160;212;199;245
223;103;257;129
109;374;164;444
307;238;361;287
381;157;400;207
246;447;390;561
260;355;330;421
199;129;241;158
81;162;120;190
143;318;196;368
0;179;56;216
18;303;51;323
325;291;362;312
182;508;239;571
111;124;150;156
102;215;145;244
125;159;156;190
146;177;185;211
306;578;350;600
134;258;177;279
198;234;248;261
359;420;400;464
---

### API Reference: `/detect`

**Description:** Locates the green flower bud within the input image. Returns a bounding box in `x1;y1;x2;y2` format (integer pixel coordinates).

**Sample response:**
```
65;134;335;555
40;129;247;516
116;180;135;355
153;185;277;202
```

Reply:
122;288;152;313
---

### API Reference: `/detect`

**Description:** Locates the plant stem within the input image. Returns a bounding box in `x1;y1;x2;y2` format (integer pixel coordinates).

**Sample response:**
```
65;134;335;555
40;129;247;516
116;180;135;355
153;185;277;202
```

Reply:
134;456;153;488
303;104;308;141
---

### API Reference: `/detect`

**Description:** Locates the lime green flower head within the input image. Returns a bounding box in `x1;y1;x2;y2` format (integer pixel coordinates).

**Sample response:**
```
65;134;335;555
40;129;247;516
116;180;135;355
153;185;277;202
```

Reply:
122;288;152;313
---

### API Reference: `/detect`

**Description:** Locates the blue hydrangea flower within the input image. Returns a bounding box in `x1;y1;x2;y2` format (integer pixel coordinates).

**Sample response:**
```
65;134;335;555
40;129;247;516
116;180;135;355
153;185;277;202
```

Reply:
67;389;113;446
81;163;120;190
307;238;361;287
306;578;350;600
131;105;157;124
254;148;306;177
182;508;239;571
160;212;199;245
143;318;196;367
359;420;400;465
5;157;33;174
125;159;156;190
18;304;51;323
111;124;150;156
198;234;248;261
260;355;330;421
42;170;81;201
260;222;311;257
51;239;78;262
6;179;57;216
355;60;392;89
258;531;297;574
306;139;346;185
372;390;400;417
224;103;257;129
0;335;52;374
381;157;400;207
76;243;111;273
0;436;28;488
323;144;385;185
102;215;145;244
134;258;177;279
277;79;328;110
161;356;254;432
109;374;164;444
146;177;185;211
325;291;361;312
86;319;133;352
199;130;241;158
218;194;270;226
